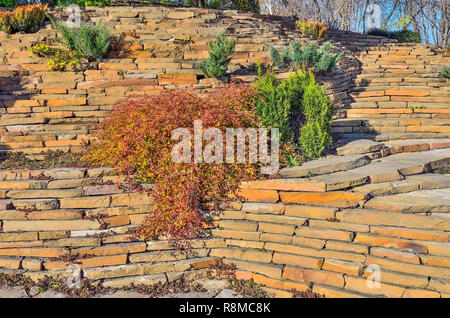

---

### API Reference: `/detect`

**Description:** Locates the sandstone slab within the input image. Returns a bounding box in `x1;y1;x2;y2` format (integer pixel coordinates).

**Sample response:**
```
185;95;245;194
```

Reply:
279;154;370;178
336;139;384;156
309;170;369;191
240;179;326;192
365;189;450;213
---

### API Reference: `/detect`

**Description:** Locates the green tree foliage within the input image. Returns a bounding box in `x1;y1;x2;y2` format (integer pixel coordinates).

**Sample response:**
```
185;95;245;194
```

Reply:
199;31;236;78
270;42;342;73
230;0;260;13
199;0;259;12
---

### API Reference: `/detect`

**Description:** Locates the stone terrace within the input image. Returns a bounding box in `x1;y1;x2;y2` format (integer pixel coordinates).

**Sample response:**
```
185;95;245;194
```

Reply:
214;138;450;298
0;166;222;287
0;5;400;157
0;5;449;298
332;43;450;143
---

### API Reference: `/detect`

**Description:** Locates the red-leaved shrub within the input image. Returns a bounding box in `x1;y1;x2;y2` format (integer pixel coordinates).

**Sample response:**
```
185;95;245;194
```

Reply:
84;84;261;242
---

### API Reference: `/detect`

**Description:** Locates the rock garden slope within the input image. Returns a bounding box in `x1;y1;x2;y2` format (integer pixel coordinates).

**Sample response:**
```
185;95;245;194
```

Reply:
0;5;448;298
0;5;400;157
214;138;450;298
0;166;221;288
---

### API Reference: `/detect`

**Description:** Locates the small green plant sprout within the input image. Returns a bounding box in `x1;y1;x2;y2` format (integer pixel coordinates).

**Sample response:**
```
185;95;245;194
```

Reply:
287;154;301;167
409;105;428;110
199;31;236;78
51;281;62;288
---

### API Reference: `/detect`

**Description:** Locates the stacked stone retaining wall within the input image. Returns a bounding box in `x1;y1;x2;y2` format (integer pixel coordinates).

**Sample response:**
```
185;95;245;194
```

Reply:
0;167;222;287
0;5;406;157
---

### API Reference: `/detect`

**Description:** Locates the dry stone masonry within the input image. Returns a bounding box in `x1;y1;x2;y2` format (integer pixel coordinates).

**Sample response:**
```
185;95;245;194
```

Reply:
332;43;449;142
214;141;450;298
0;167;222;287
0;5;403;157
0;5;449;298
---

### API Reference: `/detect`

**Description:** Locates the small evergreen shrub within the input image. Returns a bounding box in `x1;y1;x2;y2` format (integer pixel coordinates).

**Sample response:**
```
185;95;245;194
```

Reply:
270;42;341;73
204;0;225;9
254;68;307;144
53;19;110;61
299;77;332;159
255;68;332;160
367;28;421;43
296;20;327;39
0;4;47;34
199;31;236;78
440;67;450;79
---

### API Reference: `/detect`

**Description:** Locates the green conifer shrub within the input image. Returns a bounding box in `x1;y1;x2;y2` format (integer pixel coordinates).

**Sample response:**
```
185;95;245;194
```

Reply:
254;69;307;144
270;42;341;73
199;31;236;78
299;78;333;159
255;68;332;160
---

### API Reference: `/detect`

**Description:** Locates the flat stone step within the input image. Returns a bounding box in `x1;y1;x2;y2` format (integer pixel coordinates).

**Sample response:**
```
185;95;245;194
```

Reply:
338;133;450;142
0;167;114;181
352;173;450;196
365;188;450;213
317;148;450;189
385;139;450;154
346;109;450;117
333;119;450;127
308;170;369;191
336;139;384;156
281;149;449;191
279;154;370;178
101;273;167;288
380;148;450;172
346;161;404;184
240;178;327;192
